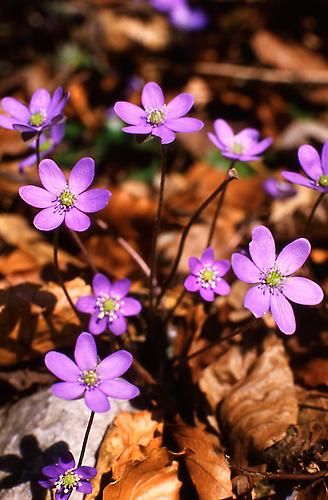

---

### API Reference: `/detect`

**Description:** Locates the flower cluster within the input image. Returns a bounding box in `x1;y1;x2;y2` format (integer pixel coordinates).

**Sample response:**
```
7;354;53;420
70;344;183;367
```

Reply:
151;0;207;31
76;273;142;336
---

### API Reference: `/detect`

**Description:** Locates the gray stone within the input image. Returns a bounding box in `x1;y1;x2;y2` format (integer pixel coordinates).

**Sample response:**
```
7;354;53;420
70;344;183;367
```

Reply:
0;388;132;499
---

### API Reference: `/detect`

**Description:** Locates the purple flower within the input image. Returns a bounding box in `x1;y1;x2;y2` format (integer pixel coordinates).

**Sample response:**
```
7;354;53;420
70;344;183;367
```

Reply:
19;157;111;232
39;450;96;500
263;177;297;199
231;225;324;335
208;119;272;162
169;2;207;31
184;247;231;301
281;141;328;192
114;81;204;145
19;123;65;172
76;273;142;336
45;332;140;412
0;87;69;138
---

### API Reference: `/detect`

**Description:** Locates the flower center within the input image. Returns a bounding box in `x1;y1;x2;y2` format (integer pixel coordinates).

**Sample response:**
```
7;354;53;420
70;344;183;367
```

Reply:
265;269;283;287
196;264;219;289
146;107;166;126
29;110;47;127
231;142;243;154
96;293;122;322
82;369;98;387
58;188;77;210
55;469;81;494
318;174;328;187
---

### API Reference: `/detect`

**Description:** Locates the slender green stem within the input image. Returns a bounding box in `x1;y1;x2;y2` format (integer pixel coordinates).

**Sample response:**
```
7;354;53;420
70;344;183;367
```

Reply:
77;411;95;467
69;229;98;274
53;229;80;320
305;192;326;236
36;132;41;165
149;143;166;310
206;161;235;247
156;168;238;306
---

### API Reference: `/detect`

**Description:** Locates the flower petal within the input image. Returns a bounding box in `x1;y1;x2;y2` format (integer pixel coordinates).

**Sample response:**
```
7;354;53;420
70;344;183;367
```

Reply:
52;382;85;400
283;277;323;305
76;295;96;313
46;87;63;115
98;350;133;379
200;287;215;301
188;257;202;274
246;137;272;156
276;238;311;276
249;225;276;271
45;351;80;381
111;278;131;297
151;125;176;144
244;285;270;317
121;297;142;316
58;451;75;471
141;82;164;109
208;131;224;151
235;128;260;143
201;247;214;264
77;480;92;494
214;278;230;296
93;273;111;296
100;379;139;399
74;332;98;371
281;171;321;191
13;123;37;133
165;93;194;119
321;139;328;175
184;274;201;292
114;101;145;125
29;88;51;113
1;97;30;121
64;208;91;232
39;479;54;489
231;253;261;283
68;157;95;195
74;466;97;480
0;115;15;129
298;144;322;180
122;124;152;134
213;119;234;146
270;291;296;335
109;315;127;336
165;117;204;133
42;465;63;478
19;186;55;208
89;314;107;335
39;159;67;194
214;259;230;277
75;188;111;213
33;207;65;231
84;388;110;412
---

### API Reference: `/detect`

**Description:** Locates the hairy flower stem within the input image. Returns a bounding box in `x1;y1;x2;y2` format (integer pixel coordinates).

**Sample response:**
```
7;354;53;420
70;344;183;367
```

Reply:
53;229;80;321
35;132;41;165
69;230;98;274
305;192;326;236
77;411;95;467
149;143;166;310
206;161;235;247
157;169;238;306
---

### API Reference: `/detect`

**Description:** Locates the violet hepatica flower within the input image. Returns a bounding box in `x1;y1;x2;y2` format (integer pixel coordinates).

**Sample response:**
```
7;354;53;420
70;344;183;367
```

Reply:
281;141;328;193
76;273;142;336
19;157;111;232
151;0;207;31
45;332;139;412
208;119;272;162
114;81;204;144
263;177;297;199
39;450;96;500
19;123;65;172
231;225;324;335
184;247;231;301
0;87;69;138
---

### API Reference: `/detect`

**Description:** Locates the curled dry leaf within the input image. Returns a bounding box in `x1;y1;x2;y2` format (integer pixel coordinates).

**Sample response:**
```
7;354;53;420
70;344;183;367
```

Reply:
173;422;233;500
103;447;181;500
86;411;164;499
220;333;298;457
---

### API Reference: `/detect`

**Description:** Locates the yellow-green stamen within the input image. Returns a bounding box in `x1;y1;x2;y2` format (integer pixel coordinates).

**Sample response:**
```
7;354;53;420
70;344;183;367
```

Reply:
265;269;283;286
55;470;81;494
147;108;165;126
29;111;46;127
82;369;98;387
59;189;76;208
231;142;243;154
318;175;328;187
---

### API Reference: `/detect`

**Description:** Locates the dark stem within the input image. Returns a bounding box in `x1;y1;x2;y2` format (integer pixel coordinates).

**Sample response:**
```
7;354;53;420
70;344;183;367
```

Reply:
53;229;80;320
149;143;166;310
165;289;187;326
230;464;327;481
181;316;257;364
206;161;235;247
305;192;326;236
36;132;41;165
69;229;98;274
157;169;238;306
77;411;95;467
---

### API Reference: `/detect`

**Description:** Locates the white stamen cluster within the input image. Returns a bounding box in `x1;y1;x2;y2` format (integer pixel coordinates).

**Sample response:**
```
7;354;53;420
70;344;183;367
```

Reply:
29;108;47;127
259;266;286;294
54;469;82;494
78;369;101;389
196;264;220;290
54;185;77;214
96;293;123;323
146;105;166;126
